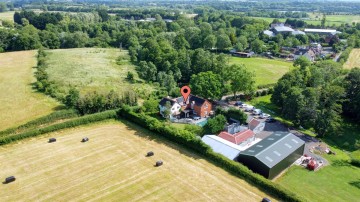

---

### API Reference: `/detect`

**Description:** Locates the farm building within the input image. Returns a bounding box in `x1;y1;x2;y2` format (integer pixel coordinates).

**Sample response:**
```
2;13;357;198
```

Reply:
202;135;243;160
236;132;305;179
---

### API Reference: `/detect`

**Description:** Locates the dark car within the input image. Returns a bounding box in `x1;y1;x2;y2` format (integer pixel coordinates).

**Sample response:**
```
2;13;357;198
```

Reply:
234;101;243;106
265;117;276;123
261;197;271;202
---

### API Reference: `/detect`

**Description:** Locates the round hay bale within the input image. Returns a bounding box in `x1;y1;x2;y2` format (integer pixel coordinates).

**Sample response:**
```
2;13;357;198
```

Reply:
146;151;154;157
81;137;89;142
155;160;163;167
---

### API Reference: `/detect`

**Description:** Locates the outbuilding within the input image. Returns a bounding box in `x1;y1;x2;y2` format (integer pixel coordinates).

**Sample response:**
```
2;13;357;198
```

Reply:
236;132;305;179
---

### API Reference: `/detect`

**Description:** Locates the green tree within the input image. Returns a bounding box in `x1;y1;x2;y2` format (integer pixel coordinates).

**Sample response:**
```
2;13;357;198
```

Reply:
226;64;256;97
294;56;311;69
203;34;216;49
190;71;223;100
127;71;134;81
204;114;227;134
143;98;159;114
65;88;80;108
216;34;232;50
321;14;326;28
163;101;172;120
251;39;264;53
344;68;360;121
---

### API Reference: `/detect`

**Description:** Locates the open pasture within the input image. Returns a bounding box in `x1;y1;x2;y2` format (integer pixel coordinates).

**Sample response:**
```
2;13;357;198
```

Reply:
0;51;59;131
0;11;15;23
229;57;292;86
343;48;360;69
45;48;153;96
0;121;275;201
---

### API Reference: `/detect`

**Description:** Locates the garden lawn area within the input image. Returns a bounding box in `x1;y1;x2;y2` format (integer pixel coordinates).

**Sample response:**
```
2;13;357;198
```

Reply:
0;121;276;201
276;150;360;202
45;48;154;96
0;11;15;23
343;49;360;69
229;57;292;87
0;51;59;131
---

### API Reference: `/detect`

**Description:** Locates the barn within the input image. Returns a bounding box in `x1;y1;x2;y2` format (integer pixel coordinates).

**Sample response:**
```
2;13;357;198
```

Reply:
236;132;305;179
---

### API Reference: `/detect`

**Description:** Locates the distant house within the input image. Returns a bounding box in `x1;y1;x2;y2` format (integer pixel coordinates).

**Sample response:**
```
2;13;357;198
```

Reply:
202;135;243;160
236;132;305;179
159;97;181;119
159;95;212;119
232;52;255;58
294;48;316;62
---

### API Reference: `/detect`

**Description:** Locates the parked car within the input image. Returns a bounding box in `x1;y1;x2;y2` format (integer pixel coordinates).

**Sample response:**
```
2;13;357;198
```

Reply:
234;101;243;106
252;109;262;115
240;103;248;108
260;113;270;119
245;105;255;112
193;116;201;120
265;117;276;123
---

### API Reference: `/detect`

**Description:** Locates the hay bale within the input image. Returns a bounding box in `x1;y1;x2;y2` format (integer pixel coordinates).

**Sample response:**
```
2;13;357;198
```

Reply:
155;160;163;167
5;176;16;184
48;138;56;143
146;151;154;157
81;137;89;142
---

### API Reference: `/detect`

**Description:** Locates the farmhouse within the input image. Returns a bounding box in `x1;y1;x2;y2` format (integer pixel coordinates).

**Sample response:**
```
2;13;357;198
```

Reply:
236;132;305;179
294;48;316;62
159;95;212;119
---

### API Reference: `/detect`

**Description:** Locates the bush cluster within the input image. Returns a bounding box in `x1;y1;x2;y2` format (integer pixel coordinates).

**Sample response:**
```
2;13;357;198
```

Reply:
0;110;117;145
117;106;304;202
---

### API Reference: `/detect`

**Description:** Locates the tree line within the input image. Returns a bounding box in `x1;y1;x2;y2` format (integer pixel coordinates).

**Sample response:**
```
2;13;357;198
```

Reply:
272;57;360;137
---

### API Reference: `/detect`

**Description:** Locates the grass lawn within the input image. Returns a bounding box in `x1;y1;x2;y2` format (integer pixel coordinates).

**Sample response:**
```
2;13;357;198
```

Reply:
45;48;154;96
0;121;276;201
0;11;15;23
343;48;360;69
0;51;59;131
229;57;292;87
276;150;360;202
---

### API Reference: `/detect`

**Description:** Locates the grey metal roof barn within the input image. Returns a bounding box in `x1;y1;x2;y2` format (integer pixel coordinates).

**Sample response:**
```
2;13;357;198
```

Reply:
236;132;305;179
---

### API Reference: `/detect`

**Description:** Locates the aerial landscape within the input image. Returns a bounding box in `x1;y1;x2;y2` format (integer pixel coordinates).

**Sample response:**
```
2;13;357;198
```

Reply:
0;0;359;201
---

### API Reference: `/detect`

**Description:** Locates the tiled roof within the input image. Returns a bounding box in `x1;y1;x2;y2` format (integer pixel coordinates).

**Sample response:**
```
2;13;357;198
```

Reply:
218;129;255;145
248;118;261;130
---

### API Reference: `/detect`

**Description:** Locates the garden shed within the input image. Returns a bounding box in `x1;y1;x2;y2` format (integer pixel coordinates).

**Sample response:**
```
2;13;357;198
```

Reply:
236;132;305;179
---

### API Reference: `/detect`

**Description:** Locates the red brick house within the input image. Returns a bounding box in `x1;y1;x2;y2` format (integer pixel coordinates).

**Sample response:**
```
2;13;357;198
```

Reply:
176;95;212;118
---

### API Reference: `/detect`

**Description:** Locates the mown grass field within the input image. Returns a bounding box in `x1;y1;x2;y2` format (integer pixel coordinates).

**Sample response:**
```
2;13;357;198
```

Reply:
0;121;275;201
251;14;360;27
343;48;360;69
0;11;15;23
276;150;360;202
229;57;292;86
45;48;154;96
0;51;59;131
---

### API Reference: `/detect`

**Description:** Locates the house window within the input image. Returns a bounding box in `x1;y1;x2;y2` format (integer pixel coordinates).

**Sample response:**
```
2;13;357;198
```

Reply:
204;103;208;109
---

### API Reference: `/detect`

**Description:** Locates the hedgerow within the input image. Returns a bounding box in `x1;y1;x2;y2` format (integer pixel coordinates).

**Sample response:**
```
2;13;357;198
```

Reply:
117;106;305;202
0;109;79;137
0;110;117;145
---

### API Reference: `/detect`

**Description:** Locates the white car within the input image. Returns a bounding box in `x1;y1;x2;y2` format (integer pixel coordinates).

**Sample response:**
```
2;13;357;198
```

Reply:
244;105;255;112
252;109;262;115
240;103;248;108
260;113;270;119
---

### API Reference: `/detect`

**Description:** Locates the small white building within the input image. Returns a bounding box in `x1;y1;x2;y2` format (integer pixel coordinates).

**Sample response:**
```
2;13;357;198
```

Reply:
159;97;181;119
202;135;243;160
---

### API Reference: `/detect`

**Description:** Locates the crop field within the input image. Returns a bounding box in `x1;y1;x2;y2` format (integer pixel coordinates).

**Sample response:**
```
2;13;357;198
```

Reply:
45;48;154;96
0;51;59;131
229;57;292;86
0;121;275;201
0;11;15;23
251;14;360;26
343;48;360;69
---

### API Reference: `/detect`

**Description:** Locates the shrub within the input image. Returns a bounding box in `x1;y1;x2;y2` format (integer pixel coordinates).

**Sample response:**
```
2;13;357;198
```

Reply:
350;150;360;167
